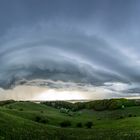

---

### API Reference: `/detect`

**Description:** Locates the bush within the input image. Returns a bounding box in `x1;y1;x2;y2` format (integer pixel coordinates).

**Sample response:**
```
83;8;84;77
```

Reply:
19;108;23;111
76;122;82;128
35;116;41;122
128;114;132;117
60;120;71;127
8;105;13;109
85;121;93;129
40;110;44;113
68;111;74;116
34;115;48;124
60;108;69;113
40;119;47;124
119;116;124;119
97;118;101;120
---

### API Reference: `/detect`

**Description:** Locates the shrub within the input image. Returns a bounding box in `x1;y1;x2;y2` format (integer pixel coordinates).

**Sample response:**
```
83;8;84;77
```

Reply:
68;111;74;116
60;108;69;113
34;115;48;124
128;114;132;117
19;108;23;111
40;110;44;113
119;116;124;119
8;105;13;109
35;116;41;122
76;122;82;128
85;121;93;129
40;119;47;124
60;120;71;127
121;105;125;109
97;118;101;120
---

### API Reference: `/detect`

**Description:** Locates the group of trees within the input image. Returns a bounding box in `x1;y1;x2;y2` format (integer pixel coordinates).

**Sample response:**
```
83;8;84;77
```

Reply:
0;100;15;106
42;101;75;110
60;120;93;128
42;98;140;111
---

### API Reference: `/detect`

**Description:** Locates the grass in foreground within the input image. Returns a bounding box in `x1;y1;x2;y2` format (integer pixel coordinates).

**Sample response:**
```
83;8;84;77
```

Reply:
0;100;140;139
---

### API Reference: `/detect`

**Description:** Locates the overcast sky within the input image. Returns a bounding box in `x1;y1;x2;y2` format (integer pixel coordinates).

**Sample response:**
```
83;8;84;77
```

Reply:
0;0;140;100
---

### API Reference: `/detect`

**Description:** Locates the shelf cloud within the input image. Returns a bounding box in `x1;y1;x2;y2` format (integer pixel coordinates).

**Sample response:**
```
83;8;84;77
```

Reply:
0;0;140;99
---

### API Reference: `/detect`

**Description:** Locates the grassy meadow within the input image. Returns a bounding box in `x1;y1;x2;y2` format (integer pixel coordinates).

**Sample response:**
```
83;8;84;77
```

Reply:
0;99;140;139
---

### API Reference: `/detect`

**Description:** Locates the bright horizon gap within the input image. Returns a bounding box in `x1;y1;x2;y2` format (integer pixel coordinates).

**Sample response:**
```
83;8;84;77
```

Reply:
0;85;140;101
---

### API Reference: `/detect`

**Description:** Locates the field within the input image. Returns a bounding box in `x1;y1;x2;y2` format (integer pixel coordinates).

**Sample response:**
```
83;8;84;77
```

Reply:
0;100;140;139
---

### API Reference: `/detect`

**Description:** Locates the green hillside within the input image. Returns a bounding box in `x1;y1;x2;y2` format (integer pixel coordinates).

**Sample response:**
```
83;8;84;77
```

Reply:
0;100;140;139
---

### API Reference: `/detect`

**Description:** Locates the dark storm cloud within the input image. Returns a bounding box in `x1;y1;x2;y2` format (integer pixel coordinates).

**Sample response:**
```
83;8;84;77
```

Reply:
0;26;128;88
0;0;140;97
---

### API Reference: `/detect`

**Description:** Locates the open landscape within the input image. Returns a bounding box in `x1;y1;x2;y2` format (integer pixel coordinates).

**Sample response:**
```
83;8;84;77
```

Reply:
1;0;140;139
0;99;140;139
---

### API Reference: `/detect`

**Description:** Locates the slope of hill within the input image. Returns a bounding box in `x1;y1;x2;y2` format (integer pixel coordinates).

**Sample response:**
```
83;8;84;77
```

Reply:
0;100;140;139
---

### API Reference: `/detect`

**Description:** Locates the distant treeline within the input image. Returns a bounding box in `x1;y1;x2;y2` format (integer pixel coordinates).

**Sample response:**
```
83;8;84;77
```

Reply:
41;98;140;111
0;100;15;106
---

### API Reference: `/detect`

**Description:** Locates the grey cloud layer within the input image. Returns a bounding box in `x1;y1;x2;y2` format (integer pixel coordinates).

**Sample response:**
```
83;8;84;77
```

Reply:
0;0;140;97
0;25;137;90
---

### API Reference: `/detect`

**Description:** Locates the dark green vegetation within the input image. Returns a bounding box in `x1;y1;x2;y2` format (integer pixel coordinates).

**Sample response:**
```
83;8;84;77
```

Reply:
42;98;140;111
0;99;140;139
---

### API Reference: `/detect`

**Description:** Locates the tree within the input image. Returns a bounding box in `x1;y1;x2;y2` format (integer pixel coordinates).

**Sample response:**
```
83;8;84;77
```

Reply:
76;122;82;128
60;120;71;127
85;121;93;129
